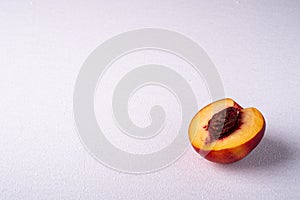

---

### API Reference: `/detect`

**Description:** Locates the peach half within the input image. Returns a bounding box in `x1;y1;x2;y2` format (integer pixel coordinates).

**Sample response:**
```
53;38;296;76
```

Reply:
188;98;266;164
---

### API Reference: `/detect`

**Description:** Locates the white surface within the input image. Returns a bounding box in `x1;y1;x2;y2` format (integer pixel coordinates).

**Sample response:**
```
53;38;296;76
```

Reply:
1;0;300;199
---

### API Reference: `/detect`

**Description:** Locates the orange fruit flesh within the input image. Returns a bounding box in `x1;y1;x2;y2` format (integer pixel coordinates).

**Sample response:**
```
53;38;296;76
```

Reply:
189;99;265;151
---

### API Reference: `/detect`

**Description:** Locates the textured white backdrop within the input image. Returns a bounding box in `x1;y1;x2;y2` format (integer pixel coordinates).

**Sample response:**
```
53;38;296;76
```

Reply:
1;0;300;199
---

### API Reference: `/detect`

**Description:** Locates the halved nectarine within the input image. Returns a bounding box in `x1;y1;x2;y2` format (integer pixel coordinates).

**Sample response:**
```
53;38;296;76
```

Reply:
188;98;265;164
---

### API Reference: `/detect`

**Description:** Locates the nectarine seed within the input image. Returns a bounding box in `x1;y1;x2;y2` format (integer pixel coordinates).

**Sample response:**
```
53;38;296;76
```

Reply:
208;107;239;140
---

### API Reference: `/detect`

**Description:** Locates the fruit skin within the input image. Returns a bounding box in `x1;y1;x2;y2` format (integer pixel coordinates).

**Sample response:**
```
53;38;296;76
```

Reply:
188;98;266;164
193;122;265;164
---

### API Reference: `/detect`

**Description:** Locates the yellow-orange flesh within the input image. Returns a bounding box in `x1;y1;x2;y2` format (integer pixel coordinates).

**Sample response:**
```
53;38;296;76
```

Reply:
188;98;265;162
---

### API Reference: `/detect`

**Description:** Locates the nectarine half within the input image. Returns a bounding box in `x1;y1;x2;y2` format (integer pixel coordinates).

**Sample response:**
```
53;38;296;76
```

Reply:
188;98;265;164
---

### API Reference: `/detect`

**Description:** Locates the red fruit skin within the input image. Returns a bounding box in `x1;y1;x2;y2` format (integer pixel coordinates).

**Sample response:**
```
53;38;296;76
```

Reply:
192;121;265;164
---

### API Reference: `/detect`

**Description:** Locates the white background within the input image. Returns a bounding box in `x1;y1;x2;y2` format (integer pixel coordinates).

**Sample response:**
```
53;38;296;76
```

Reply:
1;0;300;199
